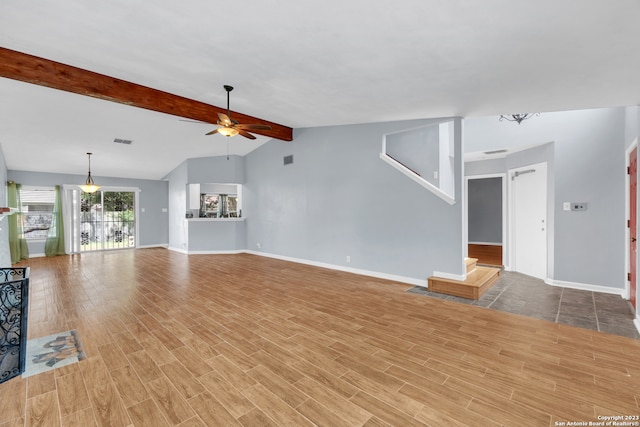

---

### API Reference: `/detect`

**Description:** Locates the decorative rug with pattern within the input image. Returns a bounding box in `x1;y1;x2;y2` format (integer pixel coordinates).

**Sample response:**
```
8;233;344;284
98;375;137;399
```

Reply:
22;330;86;378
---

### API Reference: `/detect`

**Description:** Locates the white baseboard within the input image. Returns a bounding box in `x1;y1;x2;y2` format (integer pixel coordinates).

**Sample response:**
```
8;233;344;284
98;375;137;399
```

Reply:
545;278;625;297
634;317;640;336
188;250;245;255
245;250;429;288
28;253;45;258
167;246;188;255
137;244;169;249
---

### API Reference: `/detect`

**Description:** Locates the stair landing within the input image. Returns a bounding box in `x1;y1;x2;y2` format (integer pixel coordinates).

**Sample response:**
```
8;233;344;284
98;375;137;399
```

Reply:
428;258;500;300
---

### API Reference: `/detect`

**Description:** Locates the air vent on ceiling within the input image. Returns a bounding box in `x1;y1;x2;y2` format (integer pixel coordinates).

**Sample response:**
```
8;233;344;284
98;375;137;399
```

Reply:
483;149;507;155
283;155;294;165
113;138;133;145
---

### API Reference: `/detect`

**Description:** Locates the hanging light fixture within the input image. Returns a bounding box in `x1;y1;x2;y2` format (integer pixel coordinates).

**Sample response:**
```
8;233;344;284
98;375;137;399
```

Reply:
499;113;539;124
217;126;239;137
79;152;101;193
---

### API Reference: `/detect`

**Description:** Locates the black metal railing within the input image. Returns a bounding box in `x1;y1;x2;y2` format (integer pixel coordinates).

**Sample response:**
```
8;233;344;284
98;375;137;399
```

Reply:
0;267;30;383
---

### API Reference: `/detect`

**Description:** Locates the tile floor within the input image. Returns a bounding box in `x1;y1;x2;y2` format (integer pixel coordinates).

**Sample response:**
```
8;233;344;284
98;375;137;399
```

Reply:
409;270;640;339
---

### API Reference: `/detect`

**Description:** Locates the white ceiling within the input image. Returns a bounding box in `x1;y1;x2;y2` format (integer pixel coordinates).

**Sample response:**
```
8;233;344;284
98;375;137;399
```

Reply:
1;0;638;180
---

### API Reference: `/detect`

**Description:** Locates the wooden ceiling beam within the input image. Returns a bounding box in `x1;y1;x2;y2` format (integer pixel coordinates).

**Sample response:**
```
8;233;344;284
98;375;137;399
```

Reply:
0;47;293;141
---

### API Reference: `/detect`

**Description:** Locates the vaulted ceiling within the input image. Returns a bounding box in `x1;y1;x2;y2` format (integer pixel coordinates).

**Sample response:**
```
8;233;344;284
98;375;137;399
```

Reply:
1;0;638;180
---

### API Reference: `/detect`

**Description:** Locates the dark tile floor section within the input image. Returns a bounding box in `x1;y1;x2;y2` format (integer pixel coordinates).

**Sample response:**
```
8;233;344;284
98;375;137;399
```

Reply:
409;270;640;340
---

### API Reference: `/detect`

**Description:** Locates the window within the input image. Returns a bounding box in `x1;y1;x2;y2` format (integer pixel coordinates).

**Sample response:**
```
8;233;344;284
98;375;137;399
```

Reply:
19;187;56;239
200;194;238;218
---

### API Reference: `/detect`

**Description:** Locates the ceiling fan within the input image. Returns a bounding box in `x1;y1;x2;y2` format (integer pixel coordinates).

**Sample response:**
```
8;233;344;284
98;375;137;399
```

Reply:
205;85;272;140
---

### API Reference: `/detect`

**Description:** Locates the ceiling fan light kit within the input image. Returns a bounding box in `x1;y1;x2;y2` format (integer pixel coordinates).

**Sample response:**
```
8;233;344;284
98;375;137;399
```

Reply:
79;152;101;193
217;126;239;137
205;85;272;140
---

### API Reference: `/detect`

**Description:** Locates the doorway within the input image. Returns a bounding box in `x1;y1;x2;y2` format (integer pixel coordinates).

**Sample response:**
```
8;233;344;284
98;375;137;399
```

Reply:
465;174;506;267
80;190;136;252
509;162;548;280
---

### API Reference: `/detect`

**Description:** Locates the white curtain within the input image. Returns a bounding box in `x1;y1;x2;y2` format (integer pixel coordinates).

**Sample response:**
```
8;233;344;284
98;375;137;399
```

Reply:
62;187;77;254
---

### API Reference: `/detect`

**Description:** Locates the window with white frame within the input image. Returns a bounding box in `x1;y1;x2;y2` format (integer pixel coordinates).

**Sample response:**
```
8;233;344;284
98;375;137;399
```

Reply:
19;186;56;239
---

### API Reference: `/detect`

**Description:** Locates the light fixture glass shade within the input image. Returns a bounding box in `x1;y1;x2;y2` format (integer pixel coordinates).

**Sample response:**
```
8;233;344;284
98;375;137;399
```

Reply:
80;152;100;193
79;182;100;193
217;126;239;137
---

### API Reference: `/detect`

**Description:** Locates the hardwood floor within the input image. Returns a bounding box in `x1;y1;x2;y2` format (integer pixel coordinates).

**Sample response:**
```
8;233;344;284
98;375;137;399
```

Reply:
2;249;640;426
468;244;503;267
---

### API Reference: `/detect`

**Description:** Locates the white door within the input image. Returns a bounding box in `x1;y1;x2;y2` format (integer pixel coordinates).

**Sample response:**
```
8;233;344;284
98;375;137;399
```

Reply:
510;162;547;279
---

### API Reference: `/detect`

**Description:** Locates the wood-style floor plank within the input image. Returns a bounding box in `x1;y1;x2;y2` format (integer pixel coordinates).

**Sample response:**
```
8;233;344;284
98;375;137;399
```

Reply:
25;391;60;427
0;249;637;426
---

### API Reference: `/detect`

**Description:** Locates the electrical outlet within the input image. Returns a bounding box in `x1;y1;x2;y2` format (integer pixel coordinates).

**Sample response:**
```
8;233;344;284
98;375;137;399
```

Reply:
256;242;261;249
346;255;351;263
571;203;587;211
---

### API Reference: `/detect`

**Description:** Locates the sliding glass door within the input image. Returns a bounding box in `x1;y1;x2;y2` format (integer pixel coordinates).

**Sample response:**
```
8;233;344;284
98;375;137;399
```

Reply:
80;190;135;252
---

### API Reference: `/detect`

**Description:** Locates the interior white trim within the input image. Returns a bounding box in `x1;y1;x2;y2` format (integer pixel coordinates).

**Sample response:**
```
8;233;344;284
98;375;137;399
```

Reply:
167;246;188;255
246;249;429;288
379;153;456;205
545;278;625;297
137;244;168;249
187;250;245;255
634;317;640;335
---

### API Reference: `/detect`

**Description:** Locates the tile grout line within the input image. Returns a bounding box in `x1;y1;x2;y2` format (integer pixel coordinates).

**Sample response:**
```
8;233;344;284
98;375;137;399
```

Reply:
555;288;564;323
486;280;511;309
592;292;600;332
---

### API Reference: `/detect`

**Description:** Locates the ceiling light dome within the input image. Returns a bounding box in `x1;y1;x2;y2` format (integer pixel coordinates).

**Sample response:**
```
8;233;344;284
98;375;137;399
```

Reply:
217;127;239;137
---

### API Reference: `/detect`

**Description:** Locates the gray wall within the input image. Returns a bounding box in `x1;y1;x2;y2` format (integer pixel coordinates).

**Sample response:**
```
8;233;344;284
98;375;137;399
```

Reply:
166;155;246;253
465;108;625;289
385;124;440;186
244;117;465;281
625;106;639;149
186;155;245;184
7;170;169;249
187;221;245;252
467;177;502;244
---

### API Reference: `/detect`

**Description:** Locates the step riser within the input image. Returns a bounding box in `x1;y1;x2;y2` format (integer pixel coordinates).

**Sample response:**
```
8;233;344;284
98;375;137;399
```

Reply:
427;267;500;300
465;257;478;274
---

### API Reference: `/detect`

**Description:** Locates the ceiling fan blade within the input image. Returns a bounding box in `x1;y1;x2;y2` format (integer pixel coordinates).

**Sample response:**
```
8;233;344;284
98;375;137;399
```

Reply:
179;119;208;124
235;124;272;131
237;129;257;140
217;113;232;126
205;128;220;136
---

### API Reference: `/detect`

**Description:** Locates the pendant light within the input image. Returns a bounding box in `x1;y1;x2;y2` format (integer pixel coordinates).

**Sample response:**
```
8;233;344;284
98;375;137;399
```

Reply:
79;152;101;193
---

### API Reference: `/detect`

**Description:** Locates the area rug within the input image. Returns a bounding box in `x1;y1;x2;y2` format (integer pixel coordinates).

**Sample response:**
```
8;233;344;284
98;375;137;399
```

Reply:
22;330;86;378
